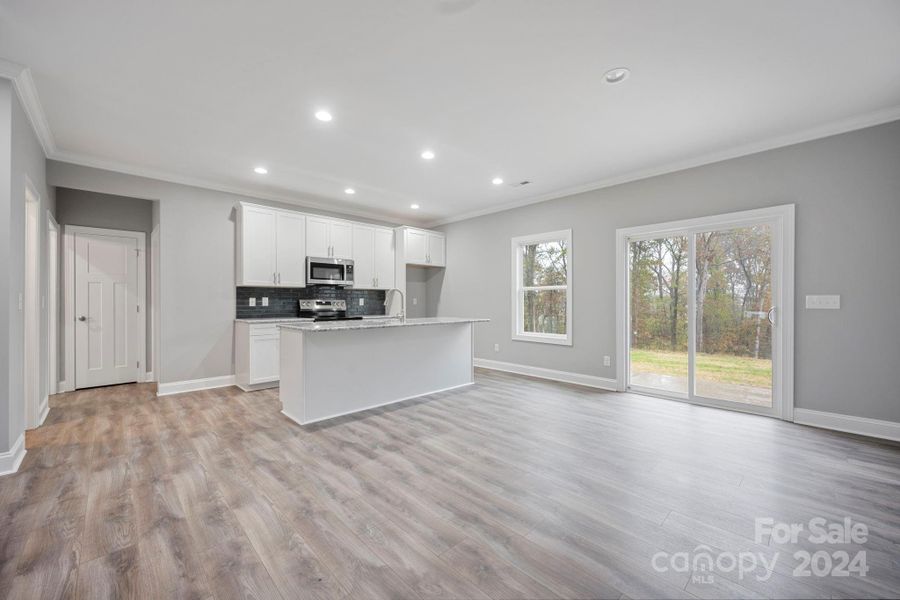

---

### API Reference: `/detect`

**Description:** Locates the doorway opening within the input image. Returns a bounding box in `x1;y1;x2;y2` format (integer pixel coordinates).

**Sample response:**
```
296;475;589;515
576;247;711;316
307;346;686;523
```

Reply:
616;205;794;419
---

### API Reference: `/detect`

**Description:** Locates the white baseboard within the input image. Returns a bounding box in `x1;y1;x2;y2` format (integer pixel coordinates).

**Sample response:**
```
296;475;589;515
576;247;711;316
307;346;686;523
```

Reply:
474;358;618;391
58;379;73;393
0;434;26;476
794;408;900;443
38;397;49;426
157;374;236;397
144;371;155;383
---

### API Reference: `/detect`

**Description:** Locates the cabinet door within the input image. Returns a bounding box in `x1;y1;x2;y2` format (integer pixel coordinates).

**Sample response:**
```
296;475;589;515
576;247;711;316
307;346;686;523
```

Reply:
250;335;279;383
306;216;331;257
275;212;306;287
352;224;376;288
405;228;427;264
427;233;445;267
330;221;354;259
240;206;277;285
374;228;395;289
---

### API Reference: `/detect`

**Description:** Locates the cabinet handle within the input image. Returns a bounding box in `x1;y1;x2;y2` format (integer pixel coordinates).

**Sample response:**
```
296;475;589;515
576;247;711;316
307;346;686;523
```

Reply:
277;273;281;284
273;272;277;284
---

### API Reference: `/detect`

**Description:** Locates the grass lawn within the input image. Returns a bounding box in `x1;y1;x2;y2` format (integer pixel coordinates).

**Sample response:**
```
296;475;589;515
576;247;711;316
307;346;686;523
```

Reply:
630;348;772;387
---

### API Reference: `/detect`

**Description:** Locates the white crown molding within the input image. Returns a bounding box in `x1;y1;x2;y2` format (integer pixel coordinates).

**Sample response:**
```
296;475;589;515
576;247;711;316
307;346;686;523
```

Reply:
474;358;617;391
0;433;26;477
794;408;900;443
0;58;57;156
49;148;426;227
426;105;900;227
5;56;899;230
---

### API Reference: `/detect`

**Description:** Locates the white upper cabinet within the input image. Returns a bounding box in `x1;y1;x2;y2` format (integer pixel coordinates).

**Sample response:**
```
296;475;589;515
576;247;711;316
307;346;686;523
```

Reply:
352;225;376;288
404;228;427;264
330;220;353;259
374;228;395;289
237;204;307;287
353;224;395;289
402;227;445;267
427;231;445;267
274;211;306;286
306;216;353;259
305;216;330;258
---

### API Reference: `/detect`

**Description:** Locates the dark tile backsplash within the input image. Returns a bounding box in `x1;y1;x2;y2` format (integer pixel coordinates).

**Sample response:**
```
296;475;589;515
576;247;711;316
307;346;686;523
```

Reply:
236;286;387;319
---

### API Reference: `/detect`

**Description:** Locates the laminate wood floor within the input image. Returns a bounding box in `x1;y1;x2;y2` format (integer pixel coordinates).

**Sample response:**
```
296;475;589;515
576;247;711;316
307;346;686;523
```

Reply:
2;369;899;599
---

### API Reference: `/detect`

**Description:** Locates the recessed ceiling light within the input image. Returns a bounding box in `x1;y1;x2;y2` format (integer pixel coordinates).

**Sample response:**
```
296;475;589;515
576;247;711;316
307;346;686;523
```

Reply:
420;150;435;160
492;177;504;185
344;188;356;195
315;109;333;122
604;67;630;84
410;204;420;210
254;166;268;175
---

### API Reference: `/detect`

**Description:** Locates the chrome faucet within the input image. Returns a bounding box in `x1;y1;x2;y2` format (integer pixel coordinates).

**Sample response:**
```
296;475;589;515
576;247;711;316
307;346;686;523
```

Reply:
384;288;406;322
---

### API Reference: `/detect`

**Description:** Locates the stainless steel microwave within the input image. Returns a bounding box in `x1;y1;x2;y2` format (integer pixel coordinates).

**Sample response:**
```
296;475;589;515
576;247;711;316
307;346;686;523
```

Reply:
306;257;354;286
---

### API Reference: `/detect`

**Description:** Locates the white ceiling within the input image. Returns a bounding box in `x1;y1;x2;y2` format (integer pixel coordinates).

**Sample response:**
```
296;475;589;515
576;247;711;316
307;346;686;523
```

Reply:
2;0;900;225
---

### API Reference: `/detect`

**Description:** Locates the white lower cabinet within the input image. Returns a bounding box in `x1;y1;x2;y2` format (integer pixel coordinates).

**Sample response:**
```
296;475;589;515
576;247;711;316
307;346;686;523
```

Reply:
235;322;281;391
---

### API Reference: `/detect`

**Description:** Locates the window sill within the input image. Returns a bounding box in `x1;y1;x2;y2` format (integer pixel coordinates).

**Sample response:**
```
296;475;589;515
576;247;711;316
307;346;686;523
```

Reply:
512;333;572;346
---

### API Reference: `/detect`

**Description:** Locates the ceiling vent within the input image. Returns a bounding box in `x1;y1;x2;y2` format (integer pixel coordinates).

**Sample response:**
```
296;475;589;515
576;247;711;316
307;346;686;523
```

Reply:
509;180;532;188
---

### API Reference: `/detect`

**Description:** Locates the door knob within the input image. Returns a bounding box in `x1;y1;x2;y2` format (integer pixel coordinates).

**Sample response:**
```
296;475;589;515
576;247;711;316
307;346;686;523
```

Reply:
78;316;86;321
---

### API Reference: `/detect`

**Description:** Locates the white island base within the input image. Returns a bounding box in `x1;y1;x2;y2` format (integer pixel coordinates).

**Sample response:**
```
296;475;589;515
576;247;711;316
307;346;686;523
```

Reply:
278;318;485;425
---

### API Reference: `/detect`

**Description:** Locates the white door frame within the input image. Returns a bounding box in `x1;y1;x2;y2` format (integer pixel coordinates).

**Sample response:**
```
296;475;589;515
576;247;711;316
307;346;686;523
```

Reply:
47;213;59;397
64;225;147;390
615;204;795;421
24;179;43;429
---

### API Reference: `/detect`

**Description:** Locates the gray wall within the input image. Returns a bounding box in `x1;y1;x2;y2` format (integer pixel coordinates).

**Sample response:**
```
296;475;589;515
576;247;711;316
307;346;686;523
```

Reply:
436;120;900;423
55;187;155;378
1;79;55;454
47;160;401;385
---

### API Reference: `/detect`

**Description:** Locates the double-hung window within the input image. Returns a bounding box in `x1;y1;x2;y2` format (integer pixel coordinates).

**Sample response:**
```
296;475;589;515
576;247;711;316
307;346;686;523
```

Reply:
512;229;572;345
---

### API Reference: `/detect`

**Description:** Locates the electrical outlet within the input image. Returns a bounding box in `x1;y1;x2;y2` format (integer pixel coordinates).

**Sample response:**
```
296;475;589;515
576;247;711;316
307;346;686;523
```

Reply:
248;297;256;307
18;293;23;311
494;343;500;352
412;297;418;305
262;297;269;307
603;355;611;367
359;298;365;306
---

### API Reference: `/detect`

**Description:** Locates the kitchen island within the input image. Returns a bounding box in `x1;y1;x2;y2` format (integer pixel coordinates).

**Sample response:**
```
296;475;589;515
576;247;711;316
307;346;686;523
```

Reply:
278;317;487;425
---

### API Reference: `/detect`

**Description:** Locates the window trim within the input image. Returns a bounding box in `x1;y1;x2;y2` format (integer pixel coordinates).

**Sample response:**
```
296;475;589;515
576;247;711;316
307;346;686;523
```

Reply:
511;229;573;346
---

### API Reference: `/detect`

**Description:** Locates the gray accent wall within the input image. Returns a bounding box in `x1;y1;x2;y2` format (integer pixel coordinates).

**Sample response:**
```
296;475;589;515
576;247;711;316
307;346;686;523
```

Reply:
1;79;55;454
436;120;900;423
47;160;400;385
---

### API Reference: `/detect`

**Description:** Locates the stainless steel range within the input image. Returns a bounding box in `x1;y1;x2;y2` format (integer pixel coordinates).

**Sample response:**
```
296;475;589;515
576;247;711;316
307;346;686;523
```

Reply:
298;299;363;322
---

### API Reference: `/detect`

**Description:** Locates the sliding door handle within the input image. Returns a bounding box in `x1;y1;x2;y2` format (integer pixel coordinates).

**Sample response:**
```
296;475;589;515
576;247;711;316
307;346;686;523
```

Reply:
767;307;776;326
78;315;87;322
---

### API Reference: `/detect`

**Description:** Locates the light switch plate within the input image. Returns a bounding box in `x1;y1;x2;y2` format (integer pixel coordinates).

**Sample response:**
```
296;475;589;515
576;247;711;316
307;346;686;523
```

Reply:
412;298;418;305
806;294;840;309
262;297;269;307
603;355;611;367
248;297;256;307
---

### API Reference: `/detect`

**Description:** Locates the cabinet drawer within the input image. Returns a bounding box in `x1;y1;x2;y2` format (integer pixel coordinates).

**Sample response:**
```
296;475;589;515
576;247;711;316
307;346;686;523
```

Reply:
248;325;279;337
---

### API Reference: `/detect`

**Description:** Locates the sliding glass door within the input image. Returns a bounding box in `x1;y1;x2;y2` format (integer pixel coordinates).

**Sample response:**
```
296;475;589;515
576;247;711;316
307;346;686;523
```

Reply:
619;206;793;418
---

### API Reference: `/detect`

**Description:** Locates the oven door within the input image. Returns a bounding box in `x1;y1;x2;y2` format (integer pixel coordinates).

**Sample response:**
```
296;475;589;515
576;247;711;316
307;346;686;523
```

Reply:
306;258;352;285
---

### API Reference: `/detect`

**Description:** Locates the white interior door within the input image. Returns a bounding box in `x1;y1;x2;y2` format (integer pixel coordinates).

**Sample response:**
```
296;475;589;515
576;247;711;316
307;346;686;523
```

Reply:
75;231;140;388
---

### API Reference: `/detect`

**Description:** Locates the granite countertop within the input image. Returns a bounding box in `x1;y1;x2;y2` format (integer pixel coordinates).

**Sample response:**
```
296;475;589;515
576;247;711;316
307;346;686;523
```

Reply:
278;317;489;332
235;315;394;324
